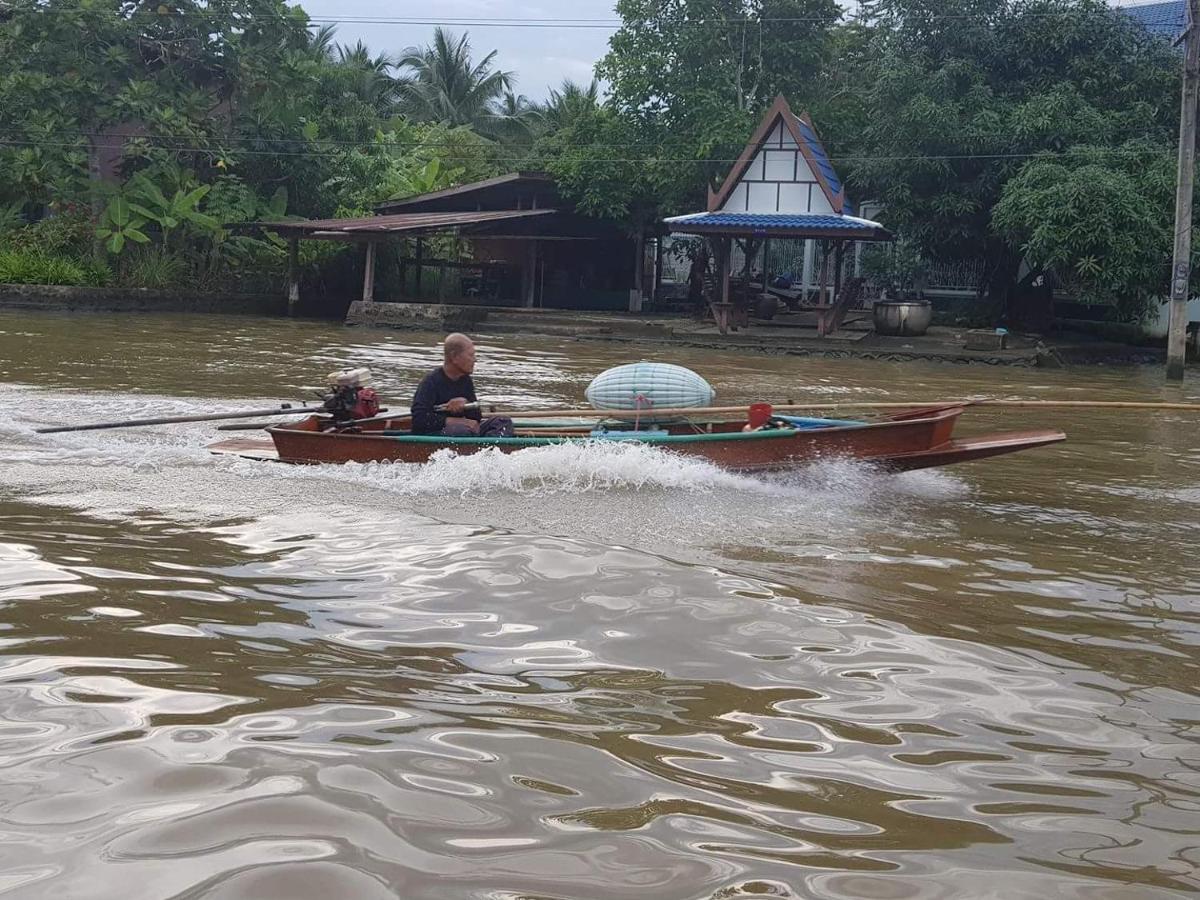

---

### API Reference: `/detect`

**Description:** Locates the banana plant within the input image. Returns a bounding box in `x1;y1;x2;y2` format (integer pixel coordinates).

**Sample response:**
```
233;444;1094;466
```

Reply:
95;195;150;254
125;173;219;250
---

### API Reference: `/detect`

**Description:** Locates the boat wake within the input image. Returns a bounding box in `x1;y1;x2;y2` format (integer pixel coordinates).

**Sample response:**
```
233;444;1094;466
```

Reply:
237;438;966;502
5;387;969;559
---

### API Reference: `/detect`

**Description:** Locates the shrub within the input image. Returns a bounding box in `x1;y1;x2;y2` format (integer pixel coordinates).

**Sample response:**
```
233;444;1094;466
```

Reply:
0;248;109;286
119;247;188;289
1;211;95;257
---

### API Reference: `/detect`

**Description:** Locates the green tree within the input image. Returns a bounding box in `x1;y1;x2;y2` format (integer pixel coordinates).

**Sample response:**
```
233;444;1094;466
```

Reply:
596;0;842;213
992;142;1176;320
847;0;1178;324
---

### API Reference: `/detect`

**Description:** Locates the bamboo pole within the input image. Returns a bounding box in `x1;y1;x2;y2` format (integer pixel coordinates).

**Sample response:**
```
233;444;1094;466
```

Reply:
477;399;1200;419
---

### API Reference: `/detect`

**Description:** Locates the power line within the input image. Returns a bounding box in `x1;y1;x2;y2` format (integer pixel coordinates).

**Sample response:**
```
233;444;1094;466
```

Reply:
0;124;1177;152
13;6;1167;27
0;136;1177;163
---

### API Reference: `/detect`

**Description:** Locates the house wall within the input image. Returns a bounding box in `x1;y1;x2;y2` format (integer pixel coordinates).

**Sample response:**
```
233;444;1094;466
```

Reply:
718;121;835;216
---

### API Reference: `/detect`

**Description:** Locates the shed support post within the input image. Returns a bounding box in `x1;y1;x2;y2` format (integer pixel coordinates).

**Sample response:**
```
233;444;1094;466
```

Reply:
415;238;424;298
523;240;539;307
362;240;377;302
286;236;300;316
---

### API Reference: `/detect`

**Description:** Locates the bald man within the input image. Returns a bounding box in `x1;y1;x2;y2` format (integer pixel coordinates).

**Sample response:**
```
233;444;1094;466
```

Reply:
410;333;483;436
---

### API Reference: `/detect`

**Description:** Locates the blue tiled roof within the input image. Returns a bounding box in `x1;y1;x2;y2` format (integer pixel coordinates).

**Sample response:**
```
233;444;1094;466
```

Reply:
665;212;889;235
795;117;844;207
1123;1;1187;41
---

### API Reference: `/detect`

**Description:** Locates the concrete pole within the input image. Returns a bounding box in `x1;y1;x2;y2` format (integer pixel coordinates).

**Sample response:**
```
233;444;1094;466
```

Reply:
361;241;377;303
1168;0;1200;381
286;236;300;317
629;227;645;313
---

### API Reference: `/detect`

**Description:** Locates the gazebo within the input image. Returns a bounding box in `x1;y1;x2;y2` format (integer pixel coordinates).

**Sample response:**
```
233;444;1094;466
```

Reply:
665;96;892;335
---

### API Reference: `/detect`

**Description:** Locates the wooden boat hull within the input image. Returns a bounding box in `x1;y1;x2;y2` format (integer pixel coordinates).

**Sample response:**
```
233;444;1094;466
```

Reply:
240;407;984;470
206;406;1064;474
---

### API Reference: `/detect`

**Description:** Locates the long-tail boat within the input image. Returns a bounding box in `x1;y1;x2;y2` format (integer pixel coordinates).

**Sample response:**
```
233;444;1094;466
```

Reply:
207;405;1065;473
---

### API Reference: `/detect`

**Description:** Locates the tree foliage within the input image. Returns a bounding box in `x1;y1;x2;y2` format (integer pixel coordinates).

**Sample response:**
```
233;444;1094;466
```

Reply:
847;0;1179;318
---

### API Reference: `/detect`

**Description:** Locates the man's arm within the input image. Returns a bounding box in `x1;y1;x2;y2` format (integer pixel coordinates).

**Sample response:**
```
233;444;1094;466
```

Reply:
464;375;482;422
410;374;443;435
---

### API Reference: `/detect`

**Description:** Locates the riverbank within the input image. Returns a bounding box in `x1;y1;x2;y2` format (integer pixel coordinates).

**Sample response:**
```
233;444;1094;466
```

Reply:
0;283;287;316
345;300;1168;367
0;285;1172;367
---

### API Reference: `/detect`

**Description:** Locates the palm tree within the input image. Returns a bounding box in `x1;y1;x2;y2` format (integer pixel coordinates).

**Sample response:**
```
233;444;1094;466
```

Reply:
308;24;339;60
536;79;601;133
395;28;515;138
329;41;401;117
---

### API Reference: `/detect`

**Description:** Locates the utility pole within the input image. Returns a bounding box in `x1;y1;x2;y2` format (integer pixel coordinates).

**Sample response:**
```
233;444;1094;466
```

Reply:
1168;0;1200;381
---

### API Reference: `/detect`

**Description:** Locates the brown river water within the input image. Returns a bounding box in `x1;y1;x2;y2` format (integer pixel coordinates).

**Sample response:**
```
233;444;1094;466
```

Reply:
0;310;1197;899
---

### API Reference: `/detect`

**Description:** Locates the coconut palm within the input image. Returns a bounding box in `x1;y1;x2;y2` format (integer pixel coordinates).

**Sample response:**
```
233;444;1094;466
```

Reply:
335;41;402;114
308;24;339;60
395;28;515;138
536;79;601;133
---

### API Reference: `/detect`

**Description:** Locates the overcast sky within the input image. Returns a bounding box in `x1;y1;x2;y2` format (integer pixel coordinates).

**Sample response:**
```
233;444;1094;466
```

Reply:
293;0;620;101
292;0;1163;102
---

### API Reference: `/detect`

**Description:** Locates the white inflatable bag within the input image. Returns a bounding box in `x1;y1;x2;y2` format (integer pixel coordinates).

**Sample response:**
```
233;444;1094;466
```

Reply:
585;362;715;410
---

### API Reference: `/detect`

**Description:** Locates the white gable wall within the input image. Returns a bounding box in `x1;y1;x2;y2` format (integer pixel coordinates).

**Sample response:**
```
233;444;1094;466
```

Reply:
717;116;834;215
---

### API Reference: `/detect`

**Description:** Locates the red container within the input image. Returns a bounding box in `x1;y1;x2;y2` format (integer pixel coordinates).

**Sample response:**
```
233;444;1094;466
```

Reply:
747;402;774;429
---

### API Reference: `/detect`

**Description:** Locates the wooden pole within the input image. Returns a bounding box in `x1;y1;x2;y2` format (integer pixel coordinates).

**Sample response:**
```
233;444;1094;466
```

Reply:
474;399;1200;419
718;237;731;333
361;241;377;302
818;241;830;307
398;244;408;298
286;236;300;316
1168;0;1200;381
415;238;424;298
523;240;538;308
37;404;317;434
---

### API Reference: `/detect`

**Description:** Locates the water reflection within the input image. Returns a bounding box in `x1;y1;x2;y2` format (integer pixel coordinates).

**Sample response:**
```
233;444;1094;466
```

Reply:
0;312;1197;897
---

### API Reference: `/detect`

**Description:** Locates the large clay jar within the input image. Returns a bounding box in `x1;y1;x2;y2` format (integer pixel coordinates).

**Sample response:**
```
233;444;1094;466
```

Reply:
755;294;779;320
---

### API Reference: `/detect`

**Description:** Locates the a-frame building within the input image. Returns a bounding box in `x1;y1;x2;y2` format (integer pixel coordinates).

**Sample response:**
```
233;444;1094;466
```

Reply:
665;96;891;335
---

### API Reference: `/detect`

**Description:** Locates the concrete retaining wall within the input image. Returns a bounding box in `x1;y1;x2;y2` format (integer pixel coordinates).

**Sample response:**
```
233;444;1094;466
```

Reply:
344;300;490;330
0;283;287;316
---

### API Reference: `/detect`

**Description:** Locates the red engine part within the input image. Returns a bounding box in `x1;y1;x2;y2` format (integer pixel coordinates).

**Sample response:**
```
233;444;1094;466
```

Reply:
352;388;380;420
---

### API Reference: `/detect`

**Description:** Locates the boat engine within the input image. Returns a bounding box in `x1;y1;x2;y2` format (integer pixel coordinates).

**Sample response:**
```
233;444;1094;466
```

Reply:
322;367;380;423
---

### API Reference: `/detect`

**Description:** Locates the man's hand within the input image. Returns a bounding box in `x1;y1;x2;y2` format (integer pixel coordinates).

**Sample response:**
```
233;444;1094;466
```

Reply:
441;397;469;415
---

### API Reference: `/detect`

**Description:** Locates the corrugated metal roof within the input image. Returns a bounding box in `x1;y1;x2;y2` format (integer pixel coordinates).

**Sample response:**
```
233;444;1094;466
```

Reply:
665;212;891;239
1123;0;1187;40
263;208;556;236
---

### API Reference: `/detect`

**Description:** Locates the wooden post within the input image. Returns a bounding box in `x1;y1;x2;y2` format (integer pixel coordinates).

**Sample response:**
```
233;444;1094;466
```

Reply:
415;238;424;298
398;242;408;298
818;241;830;307
833;241;844;301
523;240;538;307
630;227;645;313
1168;0;1200;381
802;239;815;302
762;237;772;290
286;236;300;317
362;240;377;302
717;237;732;334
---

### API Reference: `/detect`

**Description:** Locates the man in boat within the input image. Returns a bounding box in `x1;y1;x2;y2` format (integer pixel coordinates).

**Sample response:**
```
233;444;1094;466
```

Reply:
410;333;513;437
